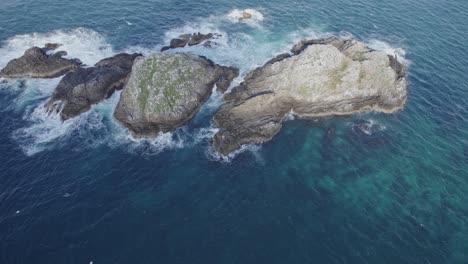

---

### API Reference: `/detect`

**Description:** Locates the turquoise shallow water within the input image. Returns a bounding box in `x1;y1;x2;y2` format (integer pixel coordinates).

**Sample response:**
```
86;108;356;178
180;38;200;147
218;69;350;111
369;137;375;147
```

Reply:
0;0;468;263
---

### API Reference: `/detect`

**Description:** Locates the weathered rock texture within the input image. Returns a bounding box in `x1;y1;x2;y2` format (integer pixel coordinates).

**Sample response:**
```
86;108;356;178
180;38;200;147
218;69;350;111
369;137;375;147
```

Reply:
45;53;142;120
114;53;239;136
212;37;408;155
0;44;82;78
161;33;221;51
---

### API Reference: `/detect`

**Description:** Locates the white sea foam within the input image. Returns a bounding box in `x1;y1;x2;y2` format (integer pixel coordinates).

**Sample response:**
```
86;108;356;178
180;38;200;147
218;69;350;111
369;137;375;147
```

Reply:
205;142;263;163
367;39;409;66
161;16;300;77
227;9;265;27
349;119;387;136
13;102;76;155
118;131;187;156
0;27;114;68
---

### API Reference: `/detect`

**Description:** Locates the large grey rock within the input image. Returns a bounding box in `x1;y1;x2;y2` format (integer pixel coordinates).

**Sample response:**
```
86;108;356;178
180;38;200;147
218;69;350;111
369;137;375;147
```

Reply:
114;53;239;137
212;37;408;155
0;45;82;78
45;53;142;120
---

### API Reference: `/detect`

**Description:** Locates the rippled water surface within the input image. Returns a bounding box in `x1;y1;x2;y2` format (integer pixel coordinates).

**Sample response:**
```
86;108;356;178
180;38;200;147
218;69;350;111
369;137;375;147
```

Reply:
1;0;467;263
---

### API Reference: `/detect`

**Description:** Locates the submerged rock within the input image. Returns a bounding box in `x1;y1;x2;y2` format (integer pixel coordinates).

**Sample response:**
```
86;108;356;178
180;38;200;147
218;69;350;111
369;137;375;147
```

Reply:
212;37;408;155
0;45;82;78
45;53;142;120
161;33;220;51
114;53;239;137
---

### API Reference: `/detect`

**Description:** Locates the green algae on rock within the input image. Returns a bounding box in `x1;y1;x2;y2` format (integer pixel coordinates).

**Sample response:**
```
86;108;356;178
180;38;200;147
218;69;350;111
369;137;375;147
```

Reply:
114;53;239;136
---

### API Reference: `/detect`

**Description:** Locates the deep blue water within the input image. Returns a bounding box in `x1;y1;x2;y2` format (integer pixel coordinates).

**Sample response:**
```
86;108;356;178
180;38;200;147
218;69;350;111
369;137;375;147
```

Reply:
1;0;468;263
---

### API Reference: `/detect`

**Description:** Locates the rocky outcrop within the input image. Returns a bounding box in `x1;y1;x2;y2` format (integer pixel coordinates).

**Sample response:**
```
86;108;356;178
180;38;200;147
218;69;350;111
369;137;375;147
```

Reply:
161;33;221;51
212;37;408;155
114;53;239;136
0;44;82;78
45;53;142;120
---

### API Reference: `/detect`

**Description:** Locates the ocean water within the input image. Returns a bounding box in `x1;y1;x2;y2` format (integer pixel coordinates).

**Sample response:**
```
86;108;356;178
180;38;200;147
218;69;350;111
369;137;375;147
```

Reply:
0;0;467;263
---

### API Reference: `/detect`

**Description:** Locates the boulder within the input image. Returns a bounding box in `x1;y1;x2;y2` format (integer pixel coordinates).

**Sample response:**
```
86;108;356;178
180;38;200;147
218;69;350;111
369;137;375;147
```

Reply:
0;45;82;78
45;53;142;120
212;37;408;155
114;53;239;136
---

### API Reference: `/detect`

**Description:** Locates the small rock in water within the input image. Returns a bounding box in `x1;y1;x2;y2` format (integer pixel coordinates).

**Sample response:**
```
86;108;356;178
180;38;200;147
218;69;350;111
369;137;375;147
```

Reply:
43;43;62;51
352;122;373;136
188;33;214;46
161;33;219;51
170;38;188;48
203;41;218;48
323;126;336;145
239;11;252;20
227;9;263;23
